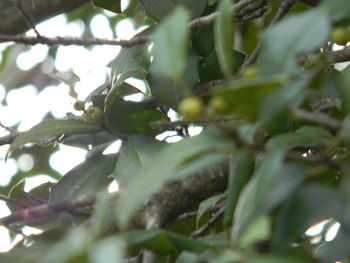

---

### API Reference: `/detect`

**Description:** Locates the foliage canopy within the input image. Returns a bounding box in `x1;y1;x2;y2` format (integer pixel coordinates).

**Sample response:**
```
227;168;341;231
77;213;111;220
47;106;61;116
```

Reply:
0;0;350;262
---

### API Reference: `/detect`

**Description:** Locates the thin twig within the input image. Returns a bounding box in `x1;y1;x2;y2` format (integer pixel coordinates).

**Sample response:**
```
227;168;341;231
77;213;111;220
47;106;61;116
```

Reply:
0;195;31;209
15;0;41;36
0;194;96;226
0;34;149;47
188;0;259;30
175;204;224;221
0;0;259;47
149;116;238;130
243;0;297;68
191;204;226;238
290;107;343;130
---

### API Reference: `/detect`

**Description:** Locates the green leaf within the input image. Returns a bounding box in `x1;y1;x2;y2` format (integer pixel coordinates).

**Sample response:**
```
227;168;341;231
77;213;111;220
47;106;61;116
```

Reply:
232;151;284;244
112;135;166;186
117;130;231;227
274;184;345;248
50;153;118;202
214;0;234;76
199;49;246;83
224;150;254;225
9;119;101;156
140;0;207;20
338;66;350;114
260;76;310;123
251;255;315;263
122;230;212;254
148;52;199;110
239;215;271;249
214;75;288;121
90;236;125;263
152;6;190;79
259;9;330;75
105;96;166;136
107;28;151;112
321;0;350;21
197;193;225;225
92;0;121;13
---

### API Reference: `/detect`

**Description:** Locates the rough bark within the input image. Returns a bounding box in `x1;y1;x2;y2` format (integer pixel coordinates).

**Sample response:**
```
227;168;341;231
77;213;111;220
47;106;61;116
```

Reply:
0;0;89;35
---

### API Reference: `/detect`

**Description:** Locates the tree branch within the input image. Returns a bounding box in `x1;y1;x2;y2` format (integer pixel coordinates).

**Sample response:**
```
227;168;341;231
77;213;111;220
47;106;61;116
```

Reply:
0;194;96;226
0;0;89;35
0;0;261;47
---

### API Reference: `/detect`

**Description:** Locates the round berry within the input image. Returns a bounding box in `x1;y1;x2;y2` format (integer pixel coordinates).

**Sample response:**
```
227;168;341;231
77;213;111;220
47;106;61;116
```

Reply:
242;66;257;79
209;96;228;114
331;27;349;46
73;100;85;111
178;97;204;120
86;106;103;125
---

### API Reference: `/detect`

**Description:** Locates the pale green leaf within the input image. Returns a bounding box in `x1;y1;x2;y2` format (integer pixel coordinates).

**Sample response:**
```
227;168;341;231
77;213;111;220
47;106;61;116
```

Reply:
214;0;234;76
152;6;190;79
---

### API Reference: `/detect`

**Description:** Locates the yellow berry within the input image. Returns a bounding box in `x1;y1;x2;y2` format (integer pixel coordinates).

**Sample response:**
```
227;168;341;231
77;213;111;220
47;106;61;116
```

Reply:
242;66;257;78
209;96;227;114
86;106;103;125
331;27;349;46
178;97;204;120
73;100;85;111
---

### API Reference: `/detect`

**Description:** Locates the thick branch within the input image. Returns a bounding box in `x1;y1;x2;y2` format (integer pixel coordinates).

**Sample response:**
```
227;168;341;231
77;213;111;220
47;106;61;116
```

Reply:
0;0;89;35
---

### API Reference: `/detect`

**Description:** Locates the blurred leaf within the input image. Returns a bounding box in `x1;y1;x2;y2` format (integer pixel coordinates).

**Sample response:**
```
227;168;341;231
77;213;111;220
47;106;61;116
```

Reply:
112;135;166;185
122;230;212;254
274;184;345;248
232;151;284;244
37;227;88;263
338;66;350;114
197;193;225;225
9;119;101;156
140;0;207;20
314;226;350;262
260;76;310;123
338;114;350;143
224;150;253;225
50;153;117;202
259;9;330;75
213;75;288;121
214;0;234;76
89;236;125;263
251;255;315;263
199;49;246;83
209;250;243;263
239;215;270;249
92;0;121;13
152;6;190;79
321;0;350;21
117;130;231;227
105;96;166;136
90;193;114;239
148;52;199;110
